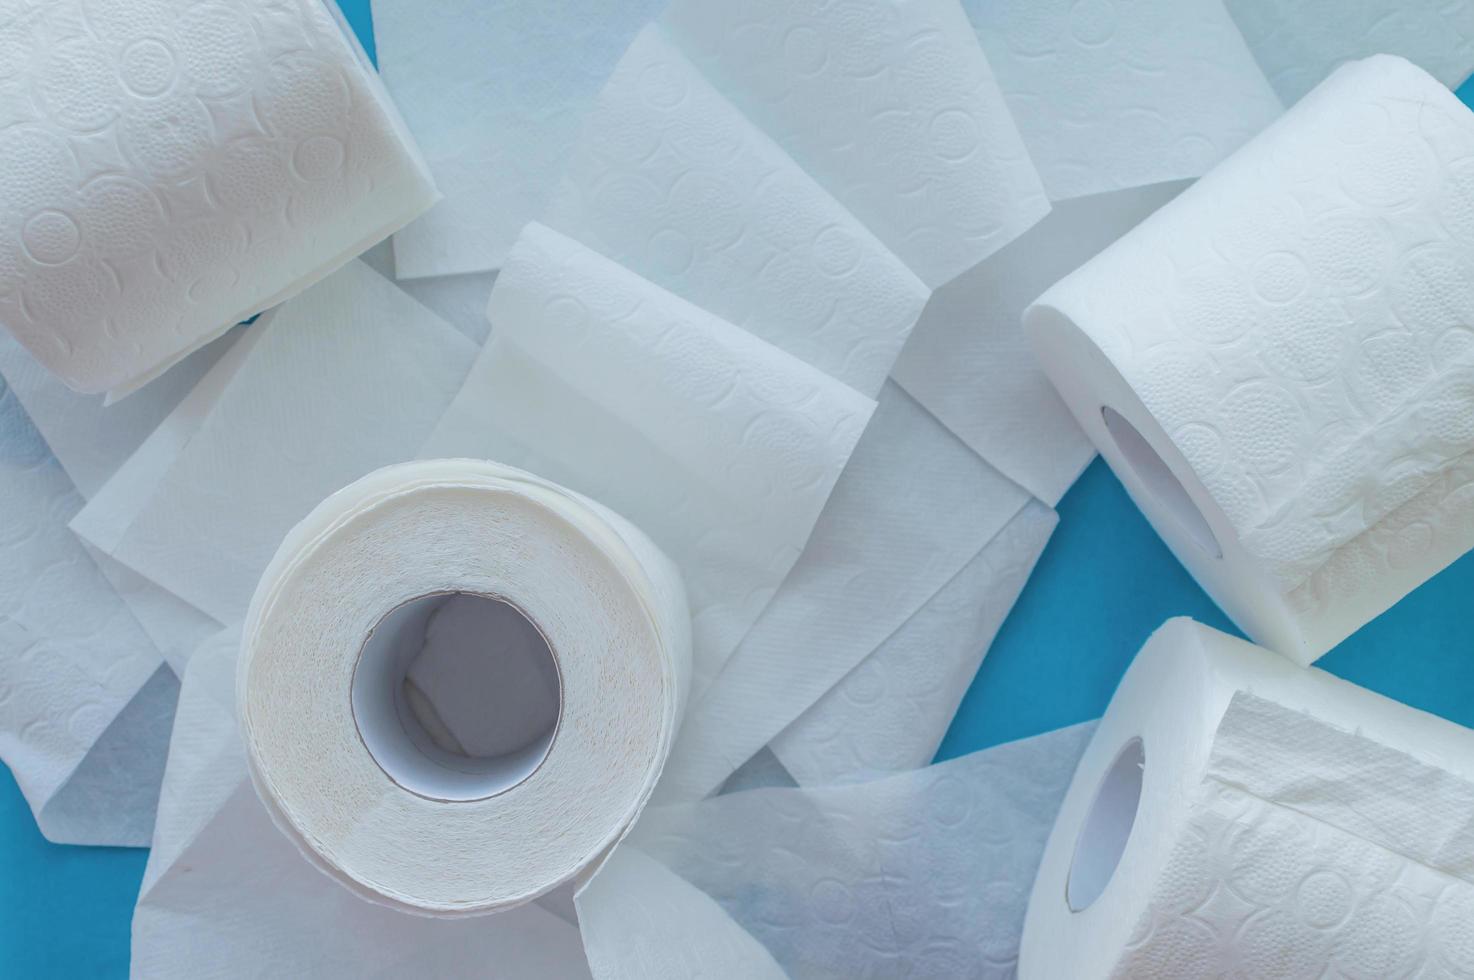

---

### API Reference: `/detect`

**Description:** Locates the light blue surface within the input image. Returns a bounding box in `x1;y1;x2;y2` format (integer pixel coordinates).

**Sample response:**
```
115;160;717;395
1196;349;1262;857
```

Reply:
2;4;1473;974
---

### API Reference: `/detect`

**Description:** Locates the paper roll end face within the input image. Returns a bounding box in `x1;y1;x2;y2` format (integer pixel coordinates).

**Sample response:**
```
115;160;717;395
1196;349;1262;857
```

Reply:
238;460;690;916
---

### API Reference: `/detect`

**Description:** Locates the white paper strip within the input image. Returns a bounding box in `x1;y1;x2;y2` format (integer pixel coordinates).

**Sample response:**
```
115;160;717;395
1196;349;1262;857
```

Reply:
576;847;786;980
545;24;929;396
662;0;1049;288
1226;0;1474;101
892;181;1187;504
772;498;1057;785
372;0;662;278
422;224;874;695
626;722;1096;979
132;638;594;979
655;382;1029;802
71;260;476;625
0;0;436;395
963;0;1282;201
0;378;171;846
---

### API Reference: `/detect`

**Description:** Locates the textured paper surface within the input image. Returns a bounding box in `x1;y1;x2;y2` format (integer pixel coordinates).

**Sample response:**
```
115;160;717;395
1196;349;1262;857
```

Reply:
1029;56;1474;661
239;460;691;915
70;260;476;626
422;224;873;697
772;498;1057;785
133;639;594;979
545;25;929;396
663;0;1048;288
0;376;172;846
372;0;661;277
894;181;1186;504
1226;0;1474;101
0;0;436;394
632;723;1096;979
1023;619;1474;979
577;847;787;980
655;382;1030;802
964;0;1282;201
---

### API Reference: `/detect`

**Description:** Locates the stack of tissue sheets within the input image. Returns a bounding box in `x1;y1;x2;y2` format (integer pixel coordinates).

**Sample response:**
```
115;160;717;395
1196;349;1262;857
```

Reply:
0;0;1468;975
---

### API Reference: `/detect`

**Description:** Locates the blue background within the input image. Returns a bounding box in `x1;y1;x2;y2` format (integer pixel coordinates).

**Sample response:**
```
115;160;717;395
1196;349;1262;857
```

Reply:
2;2;1472;973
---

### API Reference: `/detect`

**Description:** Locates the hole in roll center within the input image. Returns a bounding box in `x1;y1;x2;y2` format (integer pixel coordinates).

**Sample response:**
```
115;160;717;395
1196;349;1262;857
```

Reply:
1066;736;1145;912
351;591;562;802
1101;406;1223;559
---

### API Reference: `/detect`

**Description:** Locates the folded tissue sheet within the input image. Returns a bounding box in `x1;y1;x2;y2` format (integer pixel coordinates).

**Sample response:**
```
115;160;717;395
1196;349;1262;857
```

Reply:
239;459;691;915
0;0;435;396
1029;55;1474;664
1022;617;1474;979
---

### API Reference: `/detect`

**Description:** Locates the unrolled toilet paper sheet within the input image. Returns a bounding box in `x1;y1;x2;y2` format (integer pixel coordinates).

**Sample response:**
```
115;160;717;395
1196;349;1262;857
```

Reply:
71;260;477;626
962;0;1282;202
0;0;437;396
893;181;1187;504
0;331;230;669
543;24;929;397
772;498;1057;786
0;375;173;846
1225;0;1474;101
661;0;1048;289
624;721;1096;979
422;224;874;697
370;0;663;277
655;383;1037;801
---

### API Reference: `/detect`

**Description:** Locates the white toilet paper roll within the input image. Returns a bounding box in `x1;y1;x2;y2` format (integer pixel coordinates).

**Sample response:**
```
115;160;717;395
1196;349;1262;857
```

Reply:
1021;618;1474;979
238;459;691;915
0;0;436;396
1028;55;1474;663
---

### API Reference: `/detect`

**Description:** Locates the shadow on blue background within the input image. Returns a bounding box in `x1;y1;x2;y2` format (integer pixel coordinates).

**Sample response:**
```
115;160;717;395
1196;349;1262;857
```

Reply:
2;4;1472;975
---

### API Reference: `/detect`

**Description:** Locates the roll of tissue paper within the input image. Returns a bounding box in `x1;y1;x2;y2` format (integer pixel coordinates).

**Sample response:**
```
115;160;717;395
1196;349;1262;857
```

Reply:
1028;55;1474;664
0;0;435;396
237;459;691;915
1021;618;1474;979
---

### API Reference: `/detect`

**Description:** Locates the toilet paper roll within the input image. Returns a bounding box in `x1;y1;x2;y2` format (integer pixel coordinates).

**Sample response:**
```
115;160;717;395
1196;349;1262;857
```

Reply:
238;459;692;915
1028;55;1474;663
1021;618;1474;979
0;0;436;396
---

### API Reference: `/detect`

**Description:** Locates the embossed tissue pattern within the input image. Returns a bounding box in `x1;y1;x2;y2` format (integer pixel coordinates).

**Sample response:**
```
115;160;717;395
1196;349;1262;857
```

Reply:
964;0;1283;201
0;0;434;393
1113;783;1474;979
1039;56;1474;612
0;374;163;842
545;25;929;397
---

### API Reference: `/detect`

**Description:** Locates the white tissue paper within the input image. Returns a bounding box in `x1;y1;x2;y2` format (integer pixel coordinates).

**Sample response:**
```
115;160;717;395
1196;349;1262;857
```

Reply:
370;0;662;277
1029;56;1474;663
661;0;1048;289
655;383;1035;801
771;498;1057;786
422;223;874;697
1022;618;1474;979
893;181;1187;504
240;460;691;915
1226;0;1474;102
962;0;1282;201
133;633;595;979
71;259;476;626
0;375;173;846
0;0;436;396
543;24;929;397
623;722;1096;979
